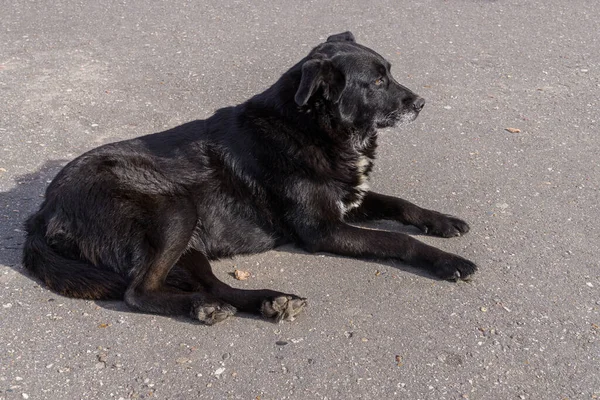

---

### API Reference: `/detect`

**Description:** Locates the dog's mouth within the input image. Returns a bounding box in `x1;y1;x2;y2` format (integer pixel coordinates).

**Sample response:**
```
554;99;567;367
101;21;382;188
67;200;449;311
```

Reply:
377;109;419;128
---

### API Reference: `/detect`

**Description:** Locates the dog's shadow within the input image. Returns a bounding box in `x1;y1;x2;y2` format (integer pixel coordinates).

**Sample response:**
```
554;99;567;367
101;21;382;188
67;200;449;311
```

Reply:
1;160;66;272
1;160;434;322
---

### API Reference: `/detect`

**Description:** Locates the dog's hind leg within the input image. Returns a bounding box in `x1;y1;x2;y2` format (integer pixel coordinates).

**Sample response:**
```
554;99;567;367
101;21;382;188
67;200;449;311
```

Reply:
123;202;236;325
176;250;307;322
124;252;237;324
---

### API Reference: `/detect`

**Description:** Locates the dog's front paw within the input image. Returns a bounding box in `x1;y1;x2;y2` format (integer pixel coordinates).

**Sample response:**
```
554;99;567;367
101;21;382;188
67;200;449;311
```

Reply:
192;302;237;325
261;295;307;322
416;211;470;238
430;254;478;282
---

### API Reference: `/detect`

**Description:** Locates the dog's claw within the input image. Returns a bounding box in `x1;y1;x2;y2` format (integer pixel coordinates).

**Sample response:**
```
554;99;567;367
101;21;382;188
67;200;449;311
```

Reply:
262;295;307;322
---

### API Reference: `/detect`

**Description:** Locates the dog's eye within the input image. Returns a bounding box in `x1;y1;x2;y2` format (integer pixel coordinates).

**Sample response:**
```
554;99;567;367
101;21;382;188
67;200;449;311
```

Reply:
374;78;385;86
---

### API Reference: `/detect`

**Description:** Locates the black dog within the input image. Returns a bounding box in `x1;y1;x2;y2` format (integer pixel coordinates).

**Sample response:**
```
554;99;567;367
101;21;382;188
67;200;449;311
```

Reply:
23;32;477;324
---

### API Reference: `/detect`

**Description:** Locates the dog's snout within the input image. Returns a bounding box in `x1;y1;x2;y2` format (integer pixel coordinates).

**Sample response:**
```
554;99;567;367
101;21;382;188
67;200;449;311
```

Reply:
412;97;425;112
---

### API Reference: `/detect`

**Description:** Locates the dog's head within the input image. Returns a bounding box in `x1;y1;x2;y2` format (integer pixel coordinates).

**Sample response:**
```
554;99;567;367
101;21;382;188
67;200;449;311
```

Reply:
295;31;425;131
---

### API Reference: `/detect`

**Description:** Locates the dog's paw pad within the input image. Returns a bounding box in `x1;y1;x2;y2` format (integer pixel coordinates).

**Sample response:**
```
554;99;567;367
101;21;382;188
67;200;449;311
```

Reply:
193;303;236;325
261;295;307;322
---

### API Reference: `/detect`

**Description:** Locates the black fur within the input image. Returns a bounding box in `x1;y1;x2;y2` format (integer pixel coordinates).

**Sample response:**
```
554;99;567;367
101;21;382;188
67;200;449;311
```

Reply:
23;32;477;324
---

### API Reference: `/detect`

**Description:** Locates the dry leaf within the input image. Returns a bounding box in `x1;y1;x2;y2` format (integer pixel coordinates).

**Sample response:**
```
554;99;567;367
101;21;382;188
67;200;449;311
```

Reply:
395;355;403;366
98;323;109;328
234;269;250;280
505;127;521;133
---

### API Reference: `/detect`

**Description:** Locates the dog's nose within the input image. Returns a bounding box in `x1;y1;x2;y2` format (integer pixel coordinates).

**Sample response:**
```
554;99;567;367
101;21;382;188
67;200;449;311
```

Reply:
412;97;425;112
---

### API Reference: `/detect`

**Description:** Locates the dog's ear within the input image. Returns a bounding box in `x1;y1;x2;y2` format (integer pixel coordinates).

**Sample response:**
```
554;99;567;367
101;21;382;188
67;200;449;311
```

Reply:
295;57;346;106
326;31;355;43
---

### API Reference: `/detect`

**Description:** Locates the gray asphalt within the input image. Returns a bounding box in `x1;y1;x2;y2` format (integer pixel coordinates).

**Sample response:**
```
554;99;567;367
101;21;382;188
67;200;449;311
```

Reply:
1;1;599;399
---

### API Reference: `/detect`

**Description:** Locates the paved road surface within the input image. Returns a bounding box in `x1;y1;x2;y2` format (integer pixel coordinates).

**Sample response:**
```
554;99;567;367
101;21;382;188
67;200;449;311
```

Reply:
1;1;598;399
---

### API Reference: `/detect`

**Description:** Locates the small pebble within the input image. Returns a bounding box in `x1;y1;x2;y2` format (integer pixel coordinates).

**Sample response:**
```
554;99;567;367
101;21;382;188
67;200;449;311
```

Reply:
214;367;225;376
586;282;594;288
22;394;29;399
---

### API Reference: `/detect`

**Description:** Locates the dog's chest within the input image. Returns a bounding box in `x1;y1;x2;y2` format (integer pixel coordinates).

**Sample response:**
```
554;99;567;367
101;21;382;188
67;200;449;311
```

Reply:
338;155;372;215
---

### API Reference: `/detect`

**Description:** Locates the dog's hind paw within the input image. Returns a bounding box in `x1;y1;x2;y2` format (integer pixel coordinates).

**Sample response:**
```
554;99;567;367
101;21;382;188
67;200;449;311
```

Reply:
261;295;307;322
193;302;237;325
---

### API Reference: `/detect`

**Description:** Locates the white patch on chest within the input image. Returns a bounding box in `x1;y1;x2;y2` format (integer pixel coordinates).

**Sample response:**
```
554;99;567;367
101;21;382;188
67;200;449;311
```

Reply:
339;155;371;215
356;155;369;175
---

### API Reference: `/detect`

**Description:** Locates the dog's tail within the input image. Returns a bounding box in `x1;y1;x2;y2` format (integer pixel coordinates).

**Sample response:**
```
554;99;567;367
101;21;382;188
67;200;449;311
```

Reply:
22;213;128;300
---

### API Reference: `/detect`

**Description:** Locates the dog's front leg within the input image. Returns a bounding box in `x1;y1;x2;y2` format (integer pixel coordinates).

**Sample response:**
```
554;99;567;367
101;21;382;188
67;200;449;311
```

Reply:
345;191;470;238
302;223;477;281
